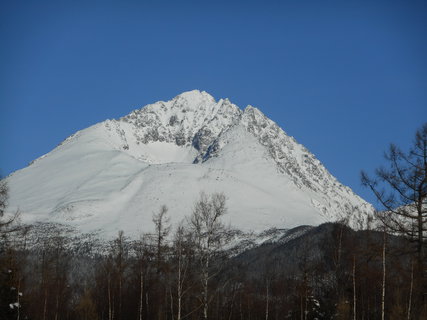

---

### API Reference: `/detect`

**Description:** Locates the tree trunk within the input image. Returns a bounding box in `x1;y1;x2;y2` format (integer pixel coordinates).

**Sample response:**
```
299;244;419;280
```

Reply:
265;280;269;320
54;290;59;320
16;278;21;320
381;230;386;320
118;276;122;320
300;295;303;320
139;268;144;320
203;253;210;320
408;260;414;320
146;292;149;318
43;287;48;320
417;210;424;266
170;287;174;320
353;255;357;320
203;268;209;320
108;274;112;320
177;259;182;320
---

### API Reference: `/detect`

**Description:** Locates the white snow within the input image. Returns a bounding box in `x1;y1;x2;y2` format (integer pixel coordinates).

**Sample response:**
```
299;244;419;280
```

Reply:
6;90;374;239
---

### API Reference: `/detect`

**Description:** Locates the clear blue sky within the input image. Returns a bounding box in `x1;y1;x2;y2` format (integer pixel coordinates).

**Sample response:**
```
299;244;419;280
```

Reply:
1;0;426;206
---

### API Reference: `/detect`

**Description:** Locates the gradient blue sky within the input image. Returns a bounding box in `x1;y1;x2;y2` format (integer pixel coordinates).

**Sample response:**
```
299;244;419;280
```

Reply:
1;0;426;206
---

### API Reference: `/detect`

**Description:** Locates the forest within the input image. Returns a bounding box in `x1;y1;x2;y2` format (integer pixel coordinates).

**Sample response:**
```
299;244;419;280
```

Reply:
0;194;425;320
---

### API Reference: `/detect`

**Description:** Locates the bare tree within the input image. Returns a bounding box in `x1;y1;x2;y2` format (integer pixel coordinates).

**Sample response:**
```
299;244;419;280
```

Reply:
187;192;231;320
172;223;193;320
0;177;23;319
352;255;356;320
134;234;151;320
0;177;7;219
112;230;127;320
152;205;170;273
361;123;427;264
0;178;20;236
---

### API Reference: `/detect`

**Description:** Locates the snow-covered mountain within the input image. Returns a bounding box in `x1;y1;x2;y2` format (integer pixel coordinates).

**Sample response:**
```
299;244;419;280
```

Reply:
6;90;373;238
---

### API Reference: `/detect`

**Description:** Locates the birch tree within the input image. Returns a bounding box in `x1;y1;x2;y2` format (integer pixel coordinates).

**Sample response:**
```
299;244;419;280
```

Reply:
134;234;151;320
187;192;230;320
172;223;194;320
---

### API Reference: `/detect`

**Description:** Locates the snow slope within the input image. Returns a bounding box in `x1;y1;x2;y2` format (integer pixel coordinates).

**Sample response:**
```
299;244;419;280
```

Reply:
6;90;373;238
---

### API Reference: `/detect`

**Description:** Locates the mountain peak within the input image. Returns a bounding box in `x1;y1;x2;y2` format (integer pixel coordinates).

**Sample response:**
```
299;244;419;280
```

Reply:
170;90;216;109
6;91;374;238
174;89;214;99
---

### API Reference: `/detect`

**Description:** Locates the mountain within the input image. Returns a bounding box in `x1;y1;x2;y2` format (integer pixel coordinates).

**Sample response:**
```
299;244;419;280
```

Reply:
6;90;373;238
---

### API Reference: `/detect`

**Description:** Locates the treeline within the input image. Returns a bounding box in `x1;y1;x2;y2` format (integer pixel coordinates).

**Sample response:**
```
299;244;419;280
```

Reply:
1;198;426;319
